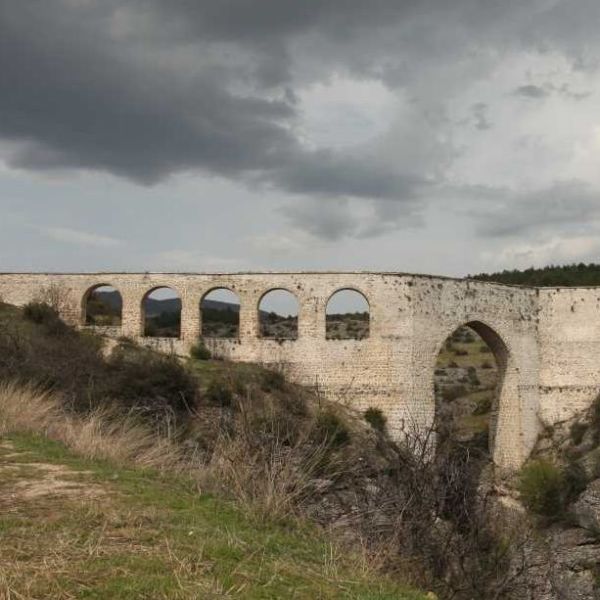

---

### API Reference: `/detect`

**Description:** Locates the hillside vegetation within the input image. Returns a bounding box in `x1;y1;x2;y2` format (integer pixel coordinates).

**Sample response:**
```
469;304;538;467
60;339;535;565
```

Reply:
0;301;428;599
471;262;600;286
9;299;578;598
0;387;421;599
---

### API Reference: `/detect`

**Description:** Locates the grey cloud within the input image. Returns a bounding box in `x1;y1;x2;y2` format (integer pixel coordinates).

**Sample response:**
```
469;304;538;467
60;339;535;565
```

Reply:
280;194;424;241
471;102;492;130
514;82;591;101
0;2;297;184
472;180;600;237
0;0;433;202
1;0;600;210
280;198;359;241
514;84;549;99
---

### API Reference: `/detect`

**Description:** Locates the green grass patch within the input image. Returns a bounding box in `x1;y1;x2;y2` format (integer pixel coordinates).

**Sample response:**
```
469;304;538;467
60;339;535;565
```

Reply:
0;432;425;599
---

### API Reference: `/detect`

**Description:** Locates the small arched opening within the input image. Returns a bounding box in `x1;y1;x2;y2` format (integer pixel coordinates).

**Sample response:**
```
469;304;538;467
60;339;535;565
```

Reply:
200;288;240;338
142;287;181;338
326;288;369;340
82;284;122;326
258;289;299;340
433;321;507;458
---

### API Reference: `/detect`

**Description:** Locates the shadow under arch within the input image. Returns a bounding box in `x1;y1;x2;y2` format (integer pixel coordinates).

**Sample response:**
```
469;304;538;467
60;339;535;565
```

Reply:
81;283;122;326
433;319;510;459
141;286;182;338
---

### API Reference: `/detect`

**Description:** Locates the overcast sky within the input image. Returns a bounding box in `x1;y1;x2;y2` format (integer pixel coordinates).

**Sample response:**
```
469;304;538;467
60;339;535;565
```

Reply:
1;0;600;277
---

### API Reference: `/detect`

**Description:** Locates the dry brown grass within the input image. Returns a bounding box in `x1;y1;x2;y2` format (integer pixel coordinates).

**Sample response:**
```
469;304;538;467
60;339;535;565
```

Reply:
0;382;183;472
0;382;332;520
204;429;332;521
0;381;358;525
0;382;424;600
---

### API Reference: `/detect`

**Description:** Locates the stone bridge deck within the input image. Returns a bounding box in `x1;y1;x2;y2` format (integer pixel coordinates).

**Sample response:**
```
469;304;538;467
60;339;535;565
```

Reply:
1;271;599;470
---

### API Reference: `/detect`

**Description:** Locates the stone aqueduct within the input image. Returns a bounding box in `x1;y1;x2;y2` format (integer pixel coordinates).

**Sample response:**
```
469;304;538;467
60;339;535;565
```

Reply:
1;271;599;471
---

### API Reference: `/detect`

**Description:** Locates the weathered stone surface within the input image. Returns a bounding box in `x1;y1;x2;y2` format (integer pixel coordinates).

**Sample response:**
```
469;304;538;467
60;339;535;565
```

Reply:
573;479;600;533
1;271;600;471
510;527;600;600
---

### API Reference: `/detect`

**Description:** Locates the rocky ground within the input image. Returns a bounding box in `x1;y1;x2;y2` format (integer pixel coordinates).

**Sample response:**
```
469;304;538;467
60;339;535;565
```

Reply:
509;404;600;600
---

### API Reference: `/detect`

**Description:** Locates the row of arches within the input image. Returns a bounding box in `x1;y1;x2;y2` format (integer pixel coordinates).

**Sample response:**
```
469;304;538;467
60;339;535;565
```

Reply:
83;285;370;340
83;283;509;458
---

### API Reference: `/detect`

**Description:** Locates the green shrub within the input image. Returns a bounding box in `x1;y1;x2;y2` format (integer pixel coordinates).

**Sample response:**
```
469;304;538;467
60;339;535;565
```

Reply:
570;422;589;445
0;305;199;428
105;350;199;418
23;301;68;335
518;460;565;520
190;341;211;360
206;381;233;407
453;348;468;356
441;385;467;402
481;360;493;369
312;410;350;448
364;407;386;432
261;369;285;391
473;395;492;416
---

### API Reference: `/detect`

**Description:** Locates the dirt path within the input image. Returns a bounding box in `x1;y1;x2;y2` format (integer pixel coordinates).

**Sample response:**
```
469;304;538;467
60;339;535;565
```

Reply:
0;439;105;505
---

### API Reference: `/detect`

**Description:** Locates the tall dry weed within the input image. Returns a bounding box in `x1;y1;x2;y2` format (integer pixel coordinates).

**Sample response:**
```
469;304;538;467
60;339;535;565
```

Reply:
0;382;183;471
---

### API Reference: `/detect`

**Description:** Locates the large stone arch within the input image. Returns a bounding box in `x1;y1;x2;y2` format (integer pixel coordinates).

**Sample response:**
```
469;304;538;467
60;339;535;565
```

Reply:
426;315;538;470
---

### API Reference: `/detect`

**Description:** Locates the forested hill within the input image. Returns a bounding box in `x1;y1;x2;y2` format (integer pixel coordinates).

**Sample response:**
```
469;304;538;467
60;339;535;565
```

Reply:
470;263;600;287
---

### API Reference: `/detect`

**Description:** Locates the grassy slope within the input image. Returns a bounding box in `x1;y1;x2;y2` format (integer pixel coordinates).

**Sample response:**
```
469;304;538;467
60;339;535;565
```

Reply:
0;432;426;600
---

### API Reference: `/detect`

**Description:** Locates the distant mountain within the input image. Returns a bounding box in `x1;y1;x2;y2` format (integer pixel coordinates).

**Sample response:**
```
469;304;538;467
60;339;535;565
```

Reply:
95;291;240;316
470;263;600;287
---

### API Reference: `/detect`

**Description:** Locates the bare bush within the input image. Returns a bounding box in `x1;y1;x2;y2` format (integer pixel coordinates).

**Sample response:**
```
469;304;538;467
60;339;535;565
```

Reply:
34;283;72;315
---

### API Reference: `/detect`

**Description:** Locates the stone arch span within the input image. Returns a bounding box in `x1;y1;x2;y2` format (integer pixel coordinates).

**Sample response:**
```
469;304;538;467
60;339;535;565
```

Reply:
258;287;299;340
200;286;240;339
325;287;370;340
141;285;182;338
433;319;509;459
6;270;598;472
81;283;122;328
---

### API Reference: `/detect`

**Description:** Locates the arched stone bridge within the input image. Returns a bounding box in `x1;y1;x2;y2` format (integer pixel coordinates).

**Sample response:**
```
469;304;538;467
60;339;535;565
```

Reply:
1;271;598;471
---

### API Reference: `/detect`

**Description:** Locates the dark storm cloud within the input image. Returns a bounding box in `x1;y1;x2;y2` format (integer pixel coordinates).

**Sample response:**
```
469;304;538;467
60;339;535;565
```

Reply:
1;0;600;211
0;0;434;202
0;1;296;183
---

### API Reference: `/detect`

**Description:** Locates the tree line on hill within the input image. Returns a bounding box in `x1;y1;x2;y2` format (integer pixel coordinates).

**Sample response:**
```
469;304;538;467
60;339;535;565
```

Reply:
470;263;600;287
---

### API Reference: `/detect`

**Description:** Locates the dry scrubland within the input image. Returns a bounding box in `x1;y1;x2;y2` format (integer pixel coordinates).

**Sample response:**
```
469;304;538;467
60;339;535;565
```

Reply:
0;302;426;600
0;385;424;599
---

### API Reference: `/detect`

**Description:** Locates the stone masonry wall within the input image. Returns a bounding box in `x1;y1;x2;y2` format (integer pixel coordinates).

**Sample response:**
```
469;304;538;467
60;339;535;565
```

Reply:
1;271;598;470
